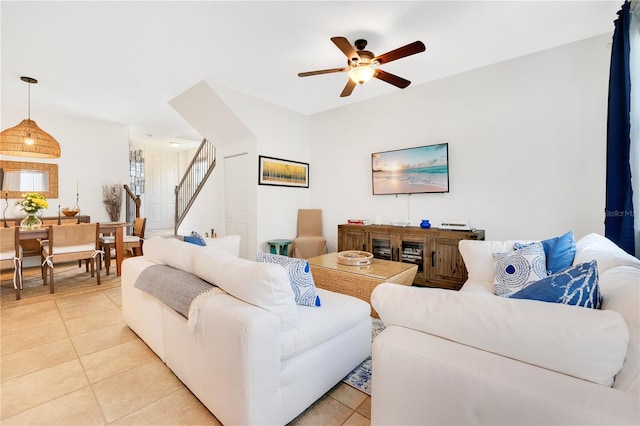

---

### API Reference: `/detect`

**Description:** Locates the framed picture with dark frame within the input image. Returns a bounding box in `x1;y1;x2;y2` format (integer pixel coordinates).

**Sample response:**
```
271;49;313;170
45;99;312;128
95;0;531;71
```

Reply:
258;155;309;188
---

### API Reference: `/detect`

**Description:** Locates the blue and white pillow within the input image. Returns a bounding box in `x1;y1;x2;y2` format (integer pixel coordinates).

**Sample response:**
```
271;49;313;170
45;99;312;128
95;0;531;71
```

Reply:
255;252;321;307
184;231;207;246
509;260;601;309
515;231;576;275
493;241;547;297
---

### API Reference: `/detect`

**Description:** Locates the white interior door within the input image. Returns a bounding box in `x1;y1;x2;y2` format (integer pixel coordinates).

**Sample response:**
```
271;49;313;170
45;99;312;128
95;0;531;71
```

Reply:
146;149;178;230
224;153;249;259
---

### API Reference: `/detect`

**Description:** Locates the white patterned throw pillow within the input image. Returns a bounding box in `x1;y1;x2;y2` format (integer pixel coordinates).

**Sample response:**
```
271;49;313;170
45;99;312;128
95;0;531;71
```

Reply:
493;241;547;297
255;252;321;307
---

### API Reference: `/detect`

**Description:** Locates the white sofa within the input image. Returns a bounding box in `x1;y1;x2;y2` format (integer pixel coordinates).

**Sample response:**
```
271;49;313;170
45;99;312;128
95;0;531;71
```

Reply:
121;236;372;425
371;233;639;425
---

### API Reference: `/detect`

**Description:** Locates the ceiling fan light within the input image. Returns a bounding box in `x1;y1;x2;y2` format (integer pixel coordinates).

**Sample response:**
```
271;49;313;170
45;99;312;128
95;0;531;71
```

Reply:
348;66;375;85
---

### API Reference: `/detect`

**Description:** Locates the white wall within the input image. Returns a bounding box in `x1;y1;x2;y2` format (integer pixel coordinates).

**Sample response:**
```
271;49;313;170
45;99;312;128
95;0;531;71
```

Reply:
311;34;612;250
170;83;311;253
1;106;129;221
203;83;312;254
4;33;611;256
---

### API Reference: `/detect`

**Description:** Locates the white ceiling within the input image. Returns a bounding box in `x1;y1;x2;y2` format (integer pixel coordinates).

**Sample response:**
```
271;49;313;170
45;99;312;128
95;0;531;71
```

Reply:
1;1;621;148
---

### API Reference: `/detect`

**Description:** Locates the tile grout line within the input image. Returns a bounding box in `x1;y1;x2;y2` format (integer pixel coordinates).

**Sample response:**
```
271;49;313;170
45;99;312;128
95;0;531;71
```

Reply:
0;296;103;422
56;290;112;425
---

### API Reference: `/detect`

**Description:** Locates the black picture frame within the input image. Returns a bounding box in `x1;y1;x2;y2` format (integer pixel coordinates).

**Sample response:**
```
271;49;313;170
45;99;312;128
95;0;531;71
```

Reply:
258;155;309;188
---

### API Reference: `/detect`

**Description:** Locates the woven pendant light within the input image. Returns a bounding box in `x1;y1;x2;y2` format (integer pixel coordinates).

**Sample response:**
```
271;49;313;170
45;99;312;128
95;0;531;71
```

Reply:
0;77;61;158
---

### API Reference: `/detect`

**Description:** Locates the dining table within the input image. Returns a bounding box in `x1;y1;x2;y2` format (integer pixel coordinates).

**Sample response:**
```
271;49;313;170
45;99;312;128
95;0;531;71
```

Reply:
18;221;131;276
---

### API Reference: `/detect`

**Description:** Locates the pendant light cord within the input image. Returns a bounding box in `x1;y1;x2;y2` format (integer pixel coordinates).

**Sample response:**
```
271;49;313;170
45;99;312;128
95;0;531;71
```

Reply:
27;81;31;120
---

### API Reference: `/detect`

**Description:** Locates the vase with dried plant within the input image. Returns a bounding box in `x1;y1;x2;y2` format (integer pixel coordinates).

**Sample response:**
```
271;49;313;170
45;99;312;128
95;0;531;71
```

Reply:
102;184;122;222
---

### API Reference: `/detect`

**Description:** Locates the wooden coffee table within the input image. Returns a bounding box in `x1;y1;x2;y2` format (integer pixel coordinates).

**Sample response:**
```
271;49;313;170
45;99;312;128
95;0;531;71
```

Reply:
307;252;418;318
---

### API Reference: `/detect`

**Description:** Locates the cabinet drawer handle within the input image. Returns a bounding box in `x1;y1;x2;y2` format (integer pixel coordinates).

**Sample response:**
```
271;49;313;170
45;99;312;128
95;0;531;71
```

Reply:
431;251;436;267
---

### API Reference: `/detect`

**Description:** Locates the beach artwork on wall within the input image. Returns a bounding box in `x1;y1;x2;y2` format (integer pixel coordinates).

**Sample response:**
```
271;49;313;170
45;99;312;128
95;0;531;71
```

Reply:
258;155;309;188
371;143;449;195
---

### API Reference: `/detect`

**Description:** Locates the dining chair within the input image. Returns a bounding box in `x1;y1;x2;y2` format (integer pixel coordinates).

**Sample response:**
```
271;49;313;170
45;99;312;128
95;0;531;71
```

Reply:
100;217;146;275
40;218;87;268
41;223;102;293
0;227;23;300
290;209;327;259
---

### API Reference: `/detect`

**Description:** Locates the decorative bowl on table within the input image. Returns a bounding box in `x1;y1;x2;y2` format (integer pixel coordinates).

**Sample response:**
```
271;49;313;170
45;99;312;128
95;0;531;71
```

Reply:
62;207;79;217
337;251;374;266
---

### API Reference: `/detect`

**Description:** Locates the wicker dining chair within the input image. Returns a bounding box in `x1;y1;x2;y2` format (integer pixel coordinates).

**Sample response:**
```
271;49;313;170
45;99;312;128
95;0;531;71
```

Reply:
0;227;23;300
100;217;146;275
41;223;102;293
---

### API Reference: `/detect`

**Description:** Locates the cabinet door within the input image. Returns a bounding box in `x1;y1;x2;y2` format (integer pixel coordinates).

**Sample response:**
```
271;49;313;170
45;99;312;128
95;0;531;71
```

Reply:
429;237;468;289
338;229;367;251
369;232;393;261
398;234;427;284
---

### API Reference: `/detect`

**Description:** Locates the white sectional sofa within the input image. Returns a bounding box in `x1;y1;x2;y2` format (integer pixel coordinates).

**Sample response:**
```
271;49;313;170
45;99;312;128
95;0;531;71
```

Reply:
371;233;639;425
121;236;372;425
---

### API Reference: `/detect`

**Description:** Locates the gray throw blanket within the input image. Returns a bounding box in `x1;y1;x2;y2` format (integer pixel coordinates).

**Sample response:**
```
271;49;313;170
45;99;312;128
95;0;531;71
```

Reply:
134;264;225;327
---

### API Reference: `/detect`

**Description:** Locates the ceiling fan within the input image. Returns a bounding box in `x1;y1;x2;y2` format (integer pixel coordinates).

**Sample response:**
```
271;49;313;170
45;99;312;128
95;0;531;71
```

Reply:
298;37;426;97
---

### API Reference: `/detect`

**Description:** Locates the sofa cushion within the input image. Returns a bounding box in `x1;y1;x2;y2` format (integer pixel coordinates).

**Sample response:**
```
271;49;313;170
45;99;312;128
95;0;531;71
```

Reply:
493;241;547;297
193;247;299;331
573;233;640;273
280;288;370;359
143;237;202;274
371;283;629;387
508;260;602;309
459;239;523;286
144;235;242;275
572;233;639;393
599;266;640;394
255;252;321;307
203;235;241;257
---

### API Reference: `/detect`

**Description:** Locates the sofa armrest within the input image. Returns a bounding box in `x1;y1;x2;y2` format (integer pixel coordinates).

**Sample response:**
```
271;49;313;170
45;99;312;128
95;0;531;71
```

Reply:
371;283;629;386
372;326;640;425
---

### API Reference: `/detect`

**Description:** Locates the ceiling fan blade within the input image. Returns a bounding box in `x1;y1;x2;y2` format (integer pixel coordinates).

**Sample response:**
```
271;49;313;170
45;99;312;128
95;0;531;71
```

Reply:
331;36;360;62
373;41;426;65
340;79;357;97
298;67;348;77
374;69;411;89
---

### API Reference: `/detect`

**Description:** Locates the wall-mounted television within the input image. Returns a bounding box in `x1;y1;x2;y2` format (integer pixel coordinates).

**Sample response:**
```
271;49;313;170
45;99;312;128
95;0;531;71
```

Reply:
372;143;449;195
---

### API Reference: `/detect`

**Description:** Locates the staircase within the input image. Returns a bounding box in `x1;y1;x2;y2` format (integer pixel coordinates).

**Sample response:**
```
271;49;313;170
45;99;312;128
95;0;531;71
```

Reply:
174;138;216;234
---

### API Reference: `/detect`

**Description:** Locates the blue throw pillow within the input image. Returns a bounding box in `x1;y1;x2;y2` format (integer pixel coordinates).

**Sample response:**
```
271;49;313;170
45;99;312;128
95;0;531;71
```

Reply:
493;241;547;297
255;252;321;307
541;231;576;274
515;231;576;275
184;231;206;246
508;260;601;309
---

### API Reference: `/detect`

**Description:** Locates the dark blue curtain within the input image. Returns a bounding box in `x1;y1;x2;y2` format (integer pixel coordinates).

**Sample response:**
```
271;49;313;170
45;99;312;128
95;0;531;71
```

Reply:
605;1;635;255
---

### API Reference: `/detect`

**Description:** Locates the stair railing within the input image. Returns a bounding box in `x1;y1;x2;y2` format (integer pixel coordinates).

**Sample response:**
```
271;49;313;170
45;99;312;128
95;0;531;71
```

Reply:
174;138;216;234
123;184;141;219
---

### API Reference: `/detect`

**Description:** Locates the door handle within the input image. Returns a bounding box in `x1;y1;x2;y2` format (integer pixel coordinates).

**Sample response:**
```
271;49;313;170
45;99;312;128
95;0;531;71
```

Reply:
431;251;436;267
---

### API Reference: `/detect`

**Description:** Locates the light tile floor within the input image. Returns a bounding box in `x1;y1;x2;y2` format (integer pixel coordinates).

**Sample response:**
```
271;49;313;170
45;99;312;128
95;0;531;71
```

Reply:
0;286;371;425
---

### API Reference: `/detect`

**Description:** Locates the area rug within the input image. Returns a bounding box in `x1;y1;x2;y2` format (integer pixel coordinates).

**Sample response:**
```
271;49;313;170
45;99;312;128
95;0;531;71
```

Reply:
342;318;386;395
1;262;120;309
